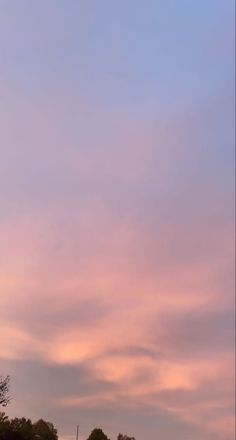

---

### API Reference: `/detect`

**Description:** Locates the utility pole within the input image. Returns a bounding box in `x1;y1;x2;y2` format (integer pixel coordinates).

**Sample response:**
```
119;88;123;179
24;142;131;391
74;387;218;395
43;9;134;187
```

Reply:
76;424;79;440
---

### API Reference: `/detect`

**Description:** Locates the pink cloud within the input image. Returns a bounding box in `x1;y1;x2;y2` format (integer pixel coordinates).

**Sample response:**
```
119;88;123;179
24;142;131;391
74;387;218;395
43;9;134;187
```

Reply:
0;85;234;440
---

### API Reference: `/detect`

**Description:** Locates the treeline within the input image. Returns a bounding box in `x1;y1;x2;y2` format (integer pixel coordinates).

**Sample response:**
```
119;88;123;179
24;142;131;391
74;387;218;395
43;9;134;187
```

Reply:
87;429;135;440
0;415;135;440
1;376;135;440
0;415;58;440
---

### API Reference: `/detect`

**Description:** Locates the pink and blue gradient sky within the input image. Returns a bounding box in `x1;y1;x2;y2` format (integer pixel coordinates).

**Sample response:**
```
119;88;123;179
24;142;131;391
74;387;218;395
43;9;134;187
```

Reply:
0;1;235;439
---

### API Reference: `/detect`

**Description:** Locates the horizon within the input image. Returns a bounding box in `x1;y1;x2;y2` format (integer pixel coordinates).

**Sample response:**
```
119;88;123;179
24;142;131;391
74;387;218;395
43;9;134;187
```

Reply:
0;1;235;440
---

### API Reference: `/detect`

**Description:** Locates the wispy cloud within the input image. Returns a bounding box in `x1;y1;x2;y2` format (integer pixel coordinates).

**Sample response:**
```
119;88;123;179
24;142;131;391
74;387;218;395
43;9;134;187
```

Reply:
0;1;234;438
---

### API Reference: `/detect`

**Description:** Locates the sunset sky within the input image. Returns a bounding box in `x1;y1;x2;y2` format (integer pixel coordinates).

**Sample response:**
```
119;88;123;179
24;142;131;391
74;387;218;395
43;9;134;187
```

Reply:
0;1;235;440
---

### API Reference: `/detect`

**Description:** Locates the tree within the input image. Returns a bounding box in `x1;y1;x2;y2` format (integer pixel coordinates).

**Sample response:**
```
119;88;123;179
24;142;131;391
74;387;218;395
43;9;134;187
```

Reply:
0;413;59;440
0;414;32;440
33;419;58;440
0;412;9;425
0;376;10;407
0;412;15;440
117;434;136;440
10;418;33;440
87;428;110;440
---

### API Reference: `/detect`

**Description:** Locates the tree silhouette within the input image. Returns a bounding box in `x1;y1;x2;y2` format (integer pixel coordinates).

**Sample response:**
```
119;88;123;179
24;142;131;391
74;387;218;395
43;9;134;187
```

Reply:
117;434;136;440
0;414;59;440
87;428;110;440
0;376;10;407
10;418;33;440
33;419;58;440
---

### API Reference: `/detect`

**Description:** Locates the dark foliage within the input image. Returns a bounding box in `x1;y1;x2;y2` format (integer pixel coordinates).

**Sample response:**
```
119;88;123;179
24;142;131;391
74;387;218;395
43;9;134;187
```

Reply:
87;428;110;440
0;414;58;440
33;419;58;440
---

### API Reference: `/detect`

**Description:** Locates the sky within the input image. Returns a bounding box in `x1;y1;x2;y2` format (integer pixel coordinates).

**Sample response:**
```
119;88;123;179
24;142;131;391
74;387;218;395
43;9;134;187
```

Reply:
0;1;235;440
